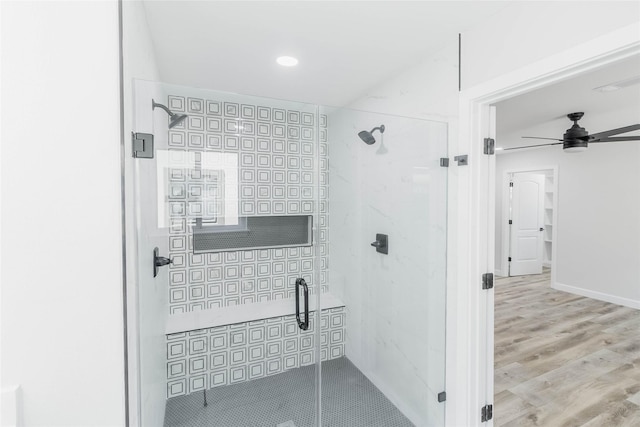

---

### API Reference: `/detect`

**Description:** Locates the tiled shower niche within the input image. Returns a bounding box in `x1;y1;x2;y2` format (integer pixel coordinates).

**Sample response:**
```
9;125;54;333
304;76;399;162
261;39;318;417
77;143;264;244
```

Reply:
166;307;345;398
164;95;329;314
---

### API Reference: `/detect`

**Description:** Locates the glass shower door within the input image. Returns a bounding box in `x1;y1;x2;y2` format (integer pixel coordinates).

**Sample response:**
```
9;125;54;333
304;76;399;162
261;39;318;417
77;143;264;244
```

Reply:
131;80;448;427
324;107;448;426
132;80;325;427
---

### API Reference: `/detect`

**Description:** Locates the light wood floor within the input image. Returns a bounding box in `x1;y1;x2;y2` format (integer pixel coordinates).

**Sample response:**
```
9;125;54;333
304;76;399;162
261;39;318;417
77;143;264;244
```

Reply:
494;269;640;426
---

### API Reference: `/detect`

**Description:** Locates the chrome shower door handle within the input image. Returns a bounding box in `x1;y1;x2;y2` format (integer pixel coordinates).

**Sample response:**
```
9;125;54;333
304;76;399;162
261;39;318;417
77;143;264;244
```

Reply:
295;278;309;331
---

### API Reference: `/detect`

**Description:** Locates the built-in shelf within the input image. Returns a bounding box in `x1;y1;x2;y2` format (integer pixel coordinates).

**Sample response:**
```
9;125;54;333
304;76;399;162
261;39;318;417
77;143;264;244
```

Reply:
542;170;555;266
193;215;313;253
543;170;555;266
166;292;345;335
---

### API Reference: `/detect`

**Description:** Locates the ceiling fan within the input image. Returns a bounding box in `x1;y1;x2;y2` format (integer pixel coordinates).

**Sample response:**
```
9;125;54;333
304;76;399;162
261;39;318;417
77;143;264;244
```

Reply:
504;112;640;152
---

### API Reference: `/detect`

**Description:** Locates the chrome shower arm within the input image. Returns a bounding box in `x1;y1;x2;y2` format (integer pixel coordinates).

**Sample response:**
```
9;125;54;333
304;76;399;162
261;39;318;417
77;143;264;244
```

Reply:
152;99;188;128
371;124;385;134
152;99;173;116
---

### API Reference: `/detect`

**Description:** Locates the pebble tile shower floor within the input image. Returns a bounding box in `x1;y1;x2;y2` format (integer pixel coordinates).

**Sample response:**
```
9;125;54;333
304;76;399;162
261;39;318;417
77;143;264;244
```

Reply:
164;357;414;427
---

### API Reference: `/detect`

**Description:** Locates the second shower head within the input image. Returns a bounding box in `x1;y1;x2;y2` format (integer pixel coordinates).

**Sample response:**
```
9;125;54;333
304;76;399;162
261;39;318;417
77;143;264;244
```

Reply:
358;124;385;145
152;99;188;129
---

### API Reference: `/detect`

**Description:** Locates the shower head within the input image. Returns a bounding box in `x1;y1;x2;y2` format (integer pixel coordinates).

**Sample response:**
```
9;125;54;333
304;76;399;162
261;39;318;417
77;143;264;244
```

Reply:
169;112;188;128
358;130;376;145
152;99;188;129
358;124;385;145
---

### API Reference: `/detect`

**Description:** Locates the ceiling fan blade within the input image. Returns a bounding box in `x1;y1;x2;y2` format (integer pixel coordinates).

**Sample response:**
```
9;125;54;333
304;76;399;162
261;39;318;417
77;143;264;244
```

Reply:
522;136;564;141
590;136;640;143
503;142;563;151
521;136;564;141
588;124;640;140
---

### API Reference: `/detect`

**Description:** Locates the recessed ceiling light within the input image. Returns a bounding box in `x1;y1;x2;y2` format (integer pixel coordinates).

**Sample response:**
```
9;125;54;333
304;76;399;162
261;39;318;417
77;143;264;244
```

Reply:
593;75;640;92
276;56;298;67
593;85;621;93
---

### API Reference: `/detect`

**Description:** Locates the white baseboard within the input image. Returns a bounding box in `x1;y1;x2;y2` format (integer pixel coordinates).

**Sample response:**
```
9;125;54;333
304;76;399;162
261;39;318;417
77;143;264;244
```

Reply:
552;282;640;310
494;269;506;277
542;261;551;268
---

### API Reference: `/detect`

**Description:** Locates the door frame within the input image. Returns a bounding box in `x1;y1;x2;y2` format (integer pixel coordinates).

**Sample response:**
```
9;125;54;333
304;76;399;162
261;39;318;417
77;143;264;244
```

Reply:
446;23;640;427
499;166;558;280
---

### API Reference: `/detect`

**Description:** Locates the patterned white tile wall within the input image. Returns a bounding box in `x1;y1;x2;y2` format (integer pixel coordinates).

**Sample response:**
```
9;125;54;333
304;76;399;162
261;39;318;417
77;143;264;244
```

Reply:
164;95;330;314
166;307;346;398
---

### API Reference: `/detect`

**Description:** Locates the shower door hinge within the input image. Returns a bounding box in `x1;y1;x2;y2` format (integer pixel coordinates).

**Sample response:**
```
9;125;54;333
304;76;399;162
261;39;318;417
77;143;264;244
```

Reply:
481;404;493;422
482;273;494;290
453;155;468;166
484;138;495;155
437;391;447;402
440;158;449;167
132;132;154;159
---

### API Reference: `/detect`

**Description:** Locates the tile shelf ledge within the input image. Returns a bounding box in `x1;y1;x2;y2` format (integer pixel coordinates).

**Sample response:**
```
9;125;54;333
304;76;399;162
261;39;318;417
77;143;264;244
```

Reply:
166;292;345;335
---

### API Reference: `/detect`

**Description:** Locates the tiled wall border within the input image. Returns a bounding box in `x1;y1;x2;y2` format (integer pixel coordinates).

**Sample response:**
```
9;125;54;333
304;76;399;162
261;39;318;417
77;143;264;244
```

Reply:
166;307;346;398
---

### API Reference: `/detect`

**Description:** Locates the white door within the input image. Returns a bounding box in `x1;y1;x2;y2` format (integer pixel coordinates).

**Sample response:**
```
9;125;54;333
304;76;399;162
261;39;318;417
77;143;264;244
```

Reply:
509;173;545;276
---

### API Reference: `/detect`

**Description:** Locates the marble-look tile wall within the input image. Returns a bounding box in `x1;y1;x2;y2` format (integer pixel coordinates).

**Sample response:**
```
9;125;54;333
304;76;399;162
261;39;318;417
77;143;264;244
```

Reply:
163;95;329;314
165;307;346;398
327;107;448;426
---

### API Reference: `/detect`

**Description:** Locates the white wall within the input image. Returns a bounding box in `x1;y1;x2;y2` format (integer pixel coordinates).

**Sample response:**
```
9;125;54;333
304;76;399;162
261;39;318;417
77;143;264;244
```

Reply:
349;43;459;121
1;1;125;425
495;107;640;307
343;3;639;425
328;108;448;426
121;2;164;426
461;1;640;89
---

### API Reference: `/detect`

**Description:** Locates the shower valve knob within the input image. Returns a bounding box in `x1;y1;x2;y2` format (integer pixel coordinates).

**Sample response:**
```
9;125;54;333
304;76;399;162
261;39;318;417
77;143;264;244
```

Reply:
153;247;173;278
370;234;389;255
155;256;172;267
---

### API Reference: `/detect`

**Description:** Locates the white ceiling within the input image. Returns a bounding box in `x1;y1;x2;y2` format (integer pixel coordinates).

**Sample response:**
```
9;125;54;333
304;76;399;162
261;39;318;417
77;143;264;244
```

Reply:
142;1;511;106
496;55;640;149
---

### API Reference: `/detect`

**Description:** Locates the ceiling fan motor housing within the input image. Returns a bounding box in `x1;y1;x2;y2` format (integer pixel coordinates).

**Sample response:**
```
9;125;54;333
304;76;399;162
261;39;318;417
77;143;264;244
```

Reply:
563;112;589;150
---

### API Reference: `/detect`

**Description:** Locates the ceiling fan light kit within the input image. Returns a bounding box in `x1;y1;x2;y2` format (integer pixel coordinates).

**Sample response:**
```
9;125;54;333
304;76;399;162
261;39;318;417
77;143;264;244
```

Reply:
563;145;588;153
512;112;640;153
